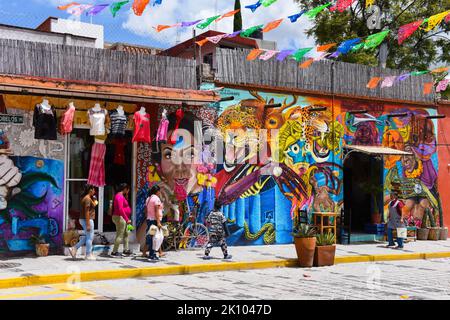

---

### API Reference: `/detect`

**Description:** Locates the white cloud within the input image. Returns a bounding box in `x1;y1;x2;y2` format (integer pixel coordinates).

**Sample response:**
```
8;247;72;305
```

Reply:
122;0;316;50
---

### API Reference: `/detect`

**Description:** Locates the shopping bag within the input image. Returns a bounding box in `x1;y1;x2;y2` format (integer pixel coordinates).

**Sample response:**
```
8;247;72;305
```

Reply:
396;227;407;239
152;228;164;251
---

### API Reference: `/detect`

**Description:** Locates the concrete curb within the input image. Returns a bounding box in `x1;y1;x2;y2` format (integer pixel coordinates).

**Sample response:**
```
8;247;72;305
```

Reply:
1;251;449;290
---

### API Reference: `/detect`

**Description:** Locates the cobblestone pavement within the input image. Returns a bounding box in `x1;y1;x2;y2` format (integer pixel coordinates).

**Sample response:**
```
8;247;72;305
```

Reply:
0;258;450;300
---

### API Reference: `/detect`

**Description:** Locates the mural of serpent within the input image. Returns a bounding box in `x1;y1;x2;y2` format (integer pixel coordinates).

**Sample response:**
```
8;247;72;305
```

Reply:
243;221;275;245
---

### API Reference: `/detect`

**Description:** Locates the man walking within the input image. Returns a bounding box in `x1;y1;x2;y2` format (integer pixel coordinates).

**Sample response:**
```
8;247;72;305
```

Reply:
203;201;232;260
386;191;406;249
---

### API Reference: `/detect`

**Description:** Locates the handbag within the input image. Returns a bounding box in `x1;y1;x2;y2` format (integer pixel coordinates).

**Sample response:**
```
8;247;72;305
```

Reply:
147;225;158;236
396;227;407;239
162;225;169;237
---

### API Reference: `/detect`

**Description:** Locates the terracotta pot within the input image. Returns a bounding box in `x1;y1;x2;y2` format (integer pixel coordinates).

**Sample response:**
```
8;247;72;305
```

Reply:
417;228;429;240
294;237;316;268
428;227;440;241
314;245;336;267
439;227;448;240
371;213;382;224
35;244;50;257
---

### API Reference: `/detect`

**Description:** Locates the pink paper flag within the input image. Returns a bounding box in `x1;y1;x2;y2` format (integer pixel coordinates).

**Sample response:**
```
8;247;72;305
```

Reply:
207;34;227;44
398;20;423;45
330;0;354;12
259;50;278;61
436;79;449;92
67;4;93;16
380;76;397;88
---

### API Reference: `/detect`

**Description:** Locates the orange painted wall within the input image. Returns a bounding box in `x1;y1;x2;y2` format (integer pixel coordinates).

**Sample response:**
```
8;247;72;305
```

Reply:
437;105;450;228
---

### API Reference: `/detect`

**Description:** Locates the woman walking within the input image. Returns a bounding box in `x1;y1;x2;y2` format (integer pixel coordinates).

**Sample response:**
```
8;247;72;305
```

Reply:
386;192;406;249
69;185;97;260
145;185;163;261
111;183;132;257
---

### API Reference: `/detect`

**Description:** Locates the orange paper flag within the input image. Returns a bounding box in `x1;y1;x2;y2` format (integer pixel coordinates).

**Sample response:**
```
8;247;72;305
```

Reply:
299;58;314;69
317;43;337;52
195;38;210;47
133;0;150;16
262;19;284;33
366;77;382;89
155;25;173;32
431;67;449;73
57;2;80;10
216;9;241;22
247;49;264;61
423;82;434;95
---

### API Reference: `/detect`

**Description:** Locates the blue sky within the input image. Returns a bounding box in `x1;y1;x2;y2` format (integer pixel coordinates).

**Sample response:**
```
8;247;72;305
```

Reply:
0;0;314;50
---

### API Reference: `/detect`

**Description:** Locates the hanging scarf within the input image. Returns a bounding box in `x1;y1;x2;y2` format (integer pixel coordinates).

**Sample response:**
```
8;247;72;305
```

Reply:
169;108;184;145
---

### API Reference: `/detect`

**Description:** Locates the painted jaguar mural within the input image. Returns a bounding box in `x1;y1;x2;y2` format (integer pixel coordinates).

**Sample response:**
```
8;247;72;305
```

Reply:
135;87;443;247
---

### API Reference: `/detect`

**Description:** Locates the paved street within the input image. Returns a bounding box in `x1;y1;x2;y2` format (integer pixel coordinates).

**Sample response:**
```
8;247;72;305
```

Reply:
0;258;449;300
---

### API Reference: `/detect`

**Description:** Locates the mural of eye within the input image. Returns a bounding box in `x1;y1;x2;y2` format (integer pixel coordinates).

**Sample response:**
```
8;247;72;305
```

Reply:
290;144;300;155
269;119;277;125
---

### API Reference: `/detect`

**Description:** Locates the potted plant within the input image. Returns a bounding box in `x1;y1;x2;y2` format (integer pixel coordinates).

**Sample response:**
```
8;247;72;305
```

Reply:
30;234;50;257
292;224;317;268
314;232;336;267
417;207;430;240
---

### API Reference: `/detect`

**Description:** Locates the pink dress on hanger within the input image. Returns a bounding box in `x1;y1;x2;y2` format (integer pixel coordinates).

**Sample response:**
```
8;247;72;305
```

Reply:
59;105;76;135
156;117;169;142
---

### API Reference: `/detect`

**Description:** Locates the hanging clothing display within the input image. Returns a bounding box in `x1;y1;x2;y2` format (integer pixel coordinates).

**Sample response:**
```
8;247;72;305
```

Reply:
112;138;127;165
110;110;128;137
33;103;57;140
88;107;108;136
87;142;106;187
59;104;76;135
132;111;151;143
156;112;169;143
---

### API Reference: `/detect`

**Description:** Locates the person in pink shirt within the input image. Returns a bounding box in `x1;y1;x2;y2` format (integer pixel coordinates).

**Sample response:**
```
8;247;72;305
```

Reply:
145;185;164;261
111;183;132;257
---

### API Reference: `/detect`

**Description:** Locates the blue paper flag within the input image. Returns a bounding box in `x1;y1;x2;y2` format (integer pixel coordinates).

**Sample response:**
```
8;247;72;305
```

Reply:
245;0;262;12
288;10;306;23
336;38;361;54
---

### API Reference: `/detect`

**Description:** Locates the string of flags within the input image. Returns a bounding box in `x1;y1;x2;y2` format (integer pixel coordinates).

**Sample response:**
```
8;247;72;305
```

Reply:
233;8;449;69
245;0;280;12
57;0;163;17
366;67;449;94
154;2;334;33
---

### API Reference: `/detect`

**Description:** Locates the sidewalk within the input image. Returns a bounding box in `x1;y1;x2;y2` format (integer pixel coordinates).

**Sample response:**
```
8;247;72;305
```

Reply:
1;240;450;289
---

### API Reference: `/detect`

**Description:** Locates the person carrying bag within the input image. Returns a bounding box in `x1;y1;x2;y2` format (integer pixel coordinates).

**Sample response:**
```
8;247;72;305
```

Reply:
145;185;164;261
386;192;406;249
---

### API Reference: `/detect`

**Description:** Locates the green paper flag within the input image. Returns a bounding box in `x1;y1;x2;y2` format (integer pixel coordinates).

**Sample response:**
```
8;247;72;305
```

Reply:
364;30;390;49
291;47;313;61
351;42;365;52
197;15;221;29
262;0;279;7
304;3;332;19
411;70;430;76
240;25;264;37
110;0;129;17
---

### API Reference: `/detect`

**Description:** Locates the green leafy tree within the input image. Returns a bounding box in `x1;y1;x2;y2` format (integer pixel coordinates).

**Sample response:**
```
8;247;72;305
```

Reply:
294;0;450;71
234;0;243;32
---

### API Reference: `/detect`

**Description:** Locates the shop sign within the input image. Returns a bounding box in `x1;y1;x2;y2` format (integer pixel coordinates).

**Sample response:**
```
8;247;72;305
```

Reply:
0;114;23;124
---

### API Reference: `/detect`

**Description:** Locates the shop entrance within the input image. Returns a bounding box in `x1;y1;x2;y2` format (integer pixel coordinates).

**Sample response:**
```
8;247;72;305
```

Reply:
343;151;383;236
65;127;134;233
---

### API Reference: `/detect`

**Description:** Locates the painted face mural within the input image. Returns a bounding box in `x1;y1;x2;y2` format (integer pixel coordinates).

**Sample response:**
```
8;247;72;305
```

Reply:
341;108;442;229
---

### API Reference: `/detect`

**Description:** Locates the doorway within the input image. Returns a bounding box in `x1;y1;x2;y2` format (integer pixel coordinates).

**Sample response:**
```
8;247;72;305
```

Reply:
344;152;383;233
65;128;134;233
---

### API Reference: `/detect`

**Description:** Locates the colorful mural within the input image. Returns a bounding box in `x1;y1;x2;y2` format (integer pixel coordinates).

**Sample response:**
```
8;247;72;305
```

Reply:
0;107;65;254
337;101;442;229
134;86;443;247
0;153;64;253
